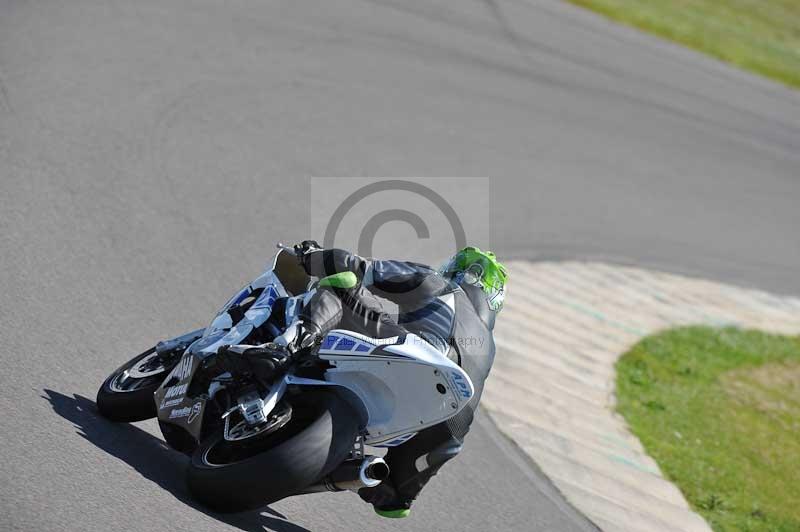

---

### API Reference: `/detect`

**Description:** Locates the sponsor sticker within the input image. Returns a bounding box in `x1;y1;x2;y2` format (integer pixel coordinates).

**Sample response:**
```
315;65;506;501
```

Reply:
164;383;188;399
167;355;193;382
450;371;472;400
168;401;202;424
169;406;192;420
159;397;183;409
188;402;202;424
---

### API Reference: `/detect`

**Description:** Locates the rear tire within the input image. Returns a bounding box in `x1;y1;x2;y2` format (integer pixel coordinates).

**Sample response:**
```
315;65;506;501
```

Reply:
96;348;170;422
186;390;358;512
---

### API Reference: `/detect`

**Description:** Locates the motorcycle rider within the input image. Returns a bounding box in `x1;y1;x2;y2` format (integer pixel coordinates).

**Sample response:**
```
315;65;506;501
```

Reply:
294;241;506;517
223;241;507;518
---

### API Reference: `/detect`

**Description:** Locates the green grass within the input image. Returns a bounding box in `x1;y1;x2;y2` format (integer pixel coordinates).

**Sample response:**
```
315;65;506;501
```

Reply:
566;0;800;90
616;326;800;531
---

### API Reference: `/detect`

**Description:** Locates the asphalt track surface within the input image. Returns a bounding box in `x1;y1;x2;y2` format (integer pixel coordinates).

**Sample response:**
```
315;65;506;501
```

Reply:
2;0;799;531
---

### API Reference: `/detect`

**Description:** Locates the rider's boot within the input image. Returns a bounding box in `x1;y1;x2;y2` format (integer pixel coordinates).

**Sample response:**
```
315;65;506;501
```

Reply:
359;417;467;518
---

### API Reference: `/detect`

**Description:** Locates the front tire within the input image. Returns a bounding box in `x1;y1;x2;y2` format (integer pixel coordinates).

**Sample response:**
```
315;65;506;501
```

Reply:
97;348;171;422
186;390;358;512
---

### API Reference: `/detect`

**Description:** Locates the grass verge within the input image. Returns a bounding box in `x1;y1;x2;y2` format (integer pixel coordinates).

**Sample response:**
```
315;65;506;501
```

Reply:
616;326;800;531
565;0;800;90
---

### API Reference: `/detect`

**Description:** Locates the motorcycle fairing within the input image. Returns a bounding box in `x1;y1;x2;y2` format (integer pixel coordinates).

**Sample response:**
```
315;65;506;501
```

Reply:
202;248;311;347
154;349;208;440
315;330;475;445
153;249;475;447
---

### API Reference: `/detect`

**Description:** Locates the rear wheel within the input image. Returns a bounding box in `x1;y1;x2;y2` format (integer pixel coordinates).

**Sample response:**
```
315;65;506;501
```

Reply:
97;348;173;422
186;390;358;512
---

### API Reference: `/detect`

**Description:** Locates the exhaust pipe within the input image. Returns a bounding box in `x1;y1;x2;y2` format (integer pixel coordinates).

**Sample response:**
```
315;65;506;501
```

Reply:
301;456;390;494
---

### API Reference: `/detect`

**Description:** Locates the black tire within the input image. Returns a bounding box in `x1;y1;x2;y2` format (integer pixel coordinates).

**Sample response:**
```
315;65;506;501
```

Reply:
186;390;358;512
96;348;171;422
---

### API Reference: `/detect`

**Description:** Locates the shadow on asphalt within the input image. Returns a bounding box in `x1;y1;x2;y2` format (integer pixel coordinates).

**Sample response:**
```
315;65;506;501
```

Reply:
42;389;313;532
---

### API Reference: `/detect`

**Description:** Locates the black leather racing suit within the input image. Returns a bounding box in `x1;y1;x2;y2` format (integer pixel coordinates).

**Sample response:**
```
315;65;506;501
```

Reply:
297;248;497;509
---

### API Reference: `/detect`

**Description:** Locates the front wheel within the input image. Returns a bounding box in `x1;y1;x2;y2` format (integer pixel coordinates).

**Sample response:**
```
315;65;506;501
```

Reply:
96;348;172;422
186;390;359;512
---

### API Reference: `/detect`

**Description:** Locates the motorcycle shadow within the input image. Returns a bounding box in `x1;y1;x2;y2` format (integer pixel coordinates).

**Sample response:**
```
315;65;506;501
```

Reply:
42;389;312;532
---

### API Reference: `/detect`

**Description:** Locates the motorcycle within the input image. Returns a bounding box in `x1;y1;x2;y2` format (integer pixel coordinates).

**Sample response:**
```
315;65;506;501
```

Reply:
96;244;475;512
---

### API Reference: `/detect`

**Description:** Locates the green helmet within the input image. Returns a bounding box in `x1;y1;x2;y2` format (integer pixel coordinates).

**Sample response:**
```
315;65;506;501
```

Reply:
440;246;508;311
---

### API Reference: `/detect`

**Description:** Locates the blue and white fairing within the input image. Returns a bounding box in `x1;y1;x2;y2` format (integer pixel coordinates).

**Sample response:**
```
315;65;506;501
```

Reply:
201;281;281;349
155;251;305;439
189;251;307;357
292;330;475;447
157;248;475;448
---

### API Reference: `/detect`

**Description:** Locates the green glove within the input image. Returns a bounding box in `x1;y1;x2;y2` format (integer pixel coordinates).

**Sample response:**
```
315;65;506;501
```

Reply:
375;508;411;519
